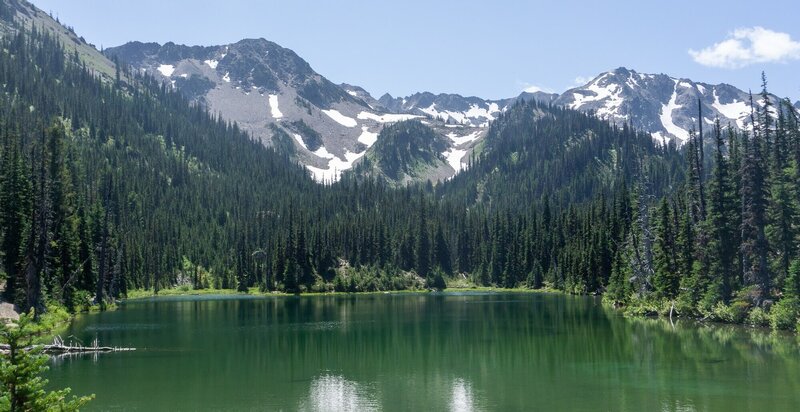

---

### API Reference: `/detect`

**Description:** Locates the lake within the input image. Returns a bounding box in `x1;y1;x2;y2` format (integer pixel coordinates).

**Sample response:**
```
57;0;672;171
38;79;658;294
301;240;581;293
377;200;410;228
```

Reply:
47;292;800;411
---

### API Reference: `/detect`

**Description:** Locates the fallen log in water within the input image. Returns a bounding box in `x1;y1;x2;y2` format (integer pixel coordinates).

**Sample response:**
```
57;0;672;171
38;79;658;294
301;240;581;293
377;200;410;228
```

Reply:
0;335;135;355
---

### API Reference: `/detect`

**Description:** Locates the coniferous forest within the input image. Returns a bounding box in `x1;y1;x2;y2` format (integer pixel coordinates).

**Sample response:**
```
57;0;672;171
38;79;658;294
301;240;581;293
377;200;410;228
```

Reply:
0;14;799;334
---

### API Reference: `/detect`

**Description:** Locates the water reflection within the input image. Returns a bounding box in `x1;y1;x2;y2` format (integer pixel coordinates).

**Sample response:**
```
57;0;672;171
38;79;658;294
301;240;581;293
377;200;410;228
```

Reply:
300;374;378;412
450;378;475;412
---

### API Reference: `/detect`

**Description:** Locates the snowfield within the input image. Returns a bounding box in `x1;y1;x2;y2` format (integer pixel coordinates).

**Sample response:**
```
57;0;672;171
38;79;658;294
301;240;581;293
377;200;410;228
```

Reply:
446;131;482;146
660;80;689;143
306;150;365;183
357;127;378;146
269;95;283;119
313;146;335;159
157;64;175;77
712;90;749;129
443;148;468;173
204;59;219;69
419;102;501;126
322;110;357;128
651;131;667;145
292;133;307;150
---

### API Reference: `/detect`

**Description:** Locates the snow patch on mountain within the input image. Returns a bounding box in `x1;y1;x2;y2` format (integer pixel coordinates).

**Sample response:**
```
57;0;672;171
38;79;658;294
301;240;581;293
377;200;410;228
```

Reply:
204;59;219;69
660;81;689;143
651;131;667;144
268;94;283;119
447;131;482;146
313;146;335;159
322;110;357;128
293;133;307;150
421;103;501;125
464;103;502;120
443;148;468;173
712;90;749;128
357;127;378;146
157;64;175;77
306;150;365;182
421;104;495;125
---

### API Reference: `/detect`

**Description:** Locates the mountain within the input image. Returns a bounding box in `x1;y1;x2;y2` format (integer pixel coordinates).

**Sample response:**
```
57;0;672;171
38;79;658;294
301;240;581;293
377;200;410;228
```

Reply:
438;100;681;208
352;120;453;184
554;67;789;145
105;40;487;184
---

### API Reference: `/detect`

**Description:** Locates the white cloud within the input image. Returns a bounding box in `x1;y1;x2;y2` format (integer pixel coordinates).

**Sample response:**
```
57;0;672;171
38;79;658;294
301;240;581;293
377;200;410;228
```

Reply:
689;27;800;69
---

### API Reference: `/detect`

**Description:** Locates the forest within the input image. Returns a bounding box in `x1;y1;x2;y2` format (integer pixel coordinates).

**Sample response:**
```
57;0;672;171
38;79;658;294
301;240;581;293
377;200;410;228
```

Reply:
0;15;799;333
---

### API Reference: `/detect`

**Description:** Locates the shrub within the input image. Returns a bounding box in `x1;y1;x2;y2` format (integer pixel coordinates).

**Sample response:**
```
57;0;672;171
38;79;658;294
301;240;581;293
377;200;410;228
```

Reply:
708;302;749;324
769;298;799;330
72;290;94;312
426;269;447;291
746;307;770;327
622;298;661;317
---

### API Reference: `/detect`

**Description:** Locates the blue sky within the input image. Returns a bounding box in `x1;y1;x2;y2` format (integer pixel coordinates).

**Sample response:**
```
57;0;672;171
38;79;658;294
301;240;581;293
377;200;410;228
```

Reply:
35;0;800;101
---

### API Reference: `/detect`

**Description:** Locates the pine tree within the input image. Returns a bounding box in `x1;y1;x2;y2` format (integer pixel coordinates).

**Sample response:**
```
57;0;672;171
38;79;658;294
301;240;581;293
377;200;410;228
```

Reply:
676;199;698;308
432;225;452;275
766;102;798;288
705;120;737;304
652;198;677;299
740;92;771;301
45;123;81;307
0;132;32;303
414;199;430;278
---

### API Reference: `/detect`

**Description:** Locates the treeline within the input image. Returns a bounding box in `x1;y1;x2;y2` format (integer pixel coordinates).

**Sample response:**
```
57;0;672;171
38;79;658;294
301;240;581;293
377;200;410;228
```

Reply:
607;79;800;329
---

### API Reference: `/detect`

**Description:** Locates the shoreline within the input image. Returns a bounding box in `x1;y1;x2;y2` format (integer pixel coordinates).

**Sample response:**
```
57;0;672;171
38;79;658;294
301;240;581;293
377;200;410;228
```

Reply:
122;285;563;301
120;286;797;335
11;286;794;339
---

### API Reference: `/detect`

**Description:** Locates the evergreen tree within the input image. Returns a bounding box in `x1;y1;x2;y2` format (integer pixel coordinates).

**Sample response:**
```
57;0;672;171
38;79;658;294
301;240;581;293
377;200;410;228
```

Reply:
652;198;678;298
414;199;430;278
705;120;737;304
0;312;94;410
740;92;770;300
0;133;31;303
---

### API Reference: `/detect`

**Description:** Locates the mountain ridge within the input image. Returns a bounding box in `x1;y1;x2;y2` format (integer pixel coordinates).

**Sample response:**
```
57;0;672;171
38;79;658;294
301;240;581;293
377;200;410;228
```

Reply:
105;38;796;184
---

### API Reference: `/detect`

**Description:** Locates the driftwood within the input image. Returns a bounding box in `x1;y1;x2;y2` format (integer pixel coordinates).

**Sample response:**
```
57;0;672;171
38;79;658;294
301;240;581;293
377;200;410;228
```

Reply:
0;335;135;355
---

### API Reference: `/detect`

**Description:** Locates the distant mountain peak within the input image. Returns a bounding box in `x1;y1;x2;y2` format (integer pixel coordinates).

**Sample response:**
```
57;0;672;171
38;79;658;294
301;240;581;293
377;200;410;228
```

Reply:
555;67;786;145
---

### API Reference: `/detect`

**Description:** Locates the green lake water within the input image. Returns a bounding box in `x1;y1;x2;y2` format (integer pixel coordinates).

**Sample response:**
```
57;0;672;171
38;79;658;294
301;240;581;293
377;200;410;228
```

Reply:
47;292;800;411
